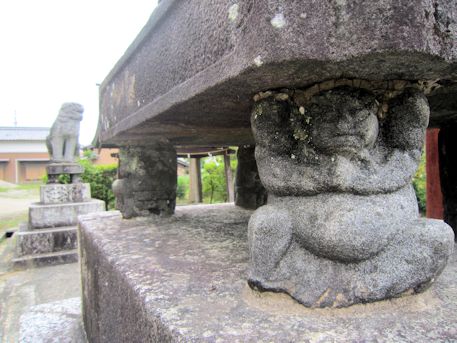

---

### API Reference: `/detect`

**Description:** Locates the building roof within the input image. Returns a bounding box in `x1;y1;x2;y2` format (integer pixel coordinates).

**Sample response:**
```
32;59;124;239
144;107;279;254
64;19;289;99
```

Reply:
177;158;189;167
0;127;50;141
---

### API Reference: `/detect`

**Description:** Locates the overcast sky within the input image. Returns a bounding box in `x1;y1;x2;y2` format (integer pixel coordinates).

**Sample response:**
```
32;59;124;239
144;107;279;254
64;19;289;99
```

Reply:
0;0;158;145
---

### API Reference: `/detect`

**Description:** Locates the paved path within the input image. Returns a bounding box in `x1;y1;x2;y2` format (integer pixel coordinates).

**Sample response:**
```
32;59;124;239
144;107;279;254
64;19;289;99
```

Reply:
0;237;81;342
0;190;39;219
0;198;37;219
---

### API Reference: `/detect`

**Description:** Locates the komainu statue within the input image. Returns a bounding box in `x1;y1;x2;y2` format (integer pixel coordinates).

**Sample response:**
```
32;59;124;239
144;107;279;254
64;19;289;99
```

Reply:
248;80;454;308
47;103;84;163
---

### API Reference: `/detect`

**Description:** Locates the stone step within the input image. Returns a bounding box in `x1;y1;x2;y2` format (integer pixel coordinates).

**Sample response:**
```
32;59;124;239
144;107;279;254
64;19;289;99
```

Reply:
29;199;106;229
15;226;77;257
12;249;78;269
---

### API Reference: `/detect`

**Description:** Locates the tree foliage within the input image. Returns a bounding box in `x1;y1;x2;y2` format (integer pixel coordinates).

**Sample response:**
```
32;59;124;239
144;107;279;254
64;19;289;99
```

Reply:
42;159;117;210
177;174;189;200
412;150;426;214
202;157;227;203
79;159;117;210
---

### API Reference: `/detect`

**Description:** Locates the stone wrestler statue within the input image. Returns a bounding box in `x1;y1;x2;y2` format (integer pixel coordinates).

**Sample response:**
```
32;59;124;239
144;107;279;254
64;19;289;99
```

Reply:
248;83;454;307
47;103;84;163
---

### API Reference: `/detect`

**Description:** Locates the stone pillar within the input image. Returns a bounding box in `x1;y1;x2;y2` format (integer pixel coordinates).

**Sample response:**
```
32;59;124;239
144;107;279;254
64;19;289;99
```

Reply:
234;145;267;209
439;123;457;238
188;158;202;204
112;139;177;218
248;83;454;308
426;128;444;219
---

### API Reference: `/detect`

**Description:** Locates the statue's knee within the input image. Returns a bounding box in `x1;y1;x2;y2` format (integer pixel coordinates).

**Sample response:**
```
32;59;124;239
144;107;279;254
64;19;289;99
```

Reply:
248;205;293;273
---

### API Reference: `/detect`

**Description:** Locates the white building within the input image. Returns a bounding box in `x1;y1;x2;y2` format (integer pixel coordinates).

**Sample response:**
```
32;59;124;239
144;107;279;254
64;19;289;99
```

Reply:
0;127;50;183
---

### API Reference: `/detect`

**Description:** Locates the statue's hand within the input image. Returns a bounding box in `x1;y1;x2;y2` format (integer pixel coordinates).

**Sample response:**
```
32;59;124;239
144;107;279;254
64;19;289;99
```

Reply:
382;88;429;152
251;98;294;156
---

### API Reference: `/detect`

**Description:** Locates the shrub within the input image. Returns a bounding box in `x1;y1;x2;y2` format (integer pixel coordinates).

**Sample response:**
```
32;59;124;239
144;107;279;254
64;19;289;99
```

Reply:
42;159;117;210
412;151;426;214
177;174;189;200
79;160;117;210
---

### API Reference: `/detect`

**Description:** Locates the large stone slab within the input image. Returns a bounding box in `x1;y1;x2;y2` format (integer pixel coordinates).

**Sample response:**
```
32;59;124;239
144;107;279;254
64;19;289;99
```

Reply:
98;0;457;146
79;205;457;342
19;298;86;343
30;200;105;229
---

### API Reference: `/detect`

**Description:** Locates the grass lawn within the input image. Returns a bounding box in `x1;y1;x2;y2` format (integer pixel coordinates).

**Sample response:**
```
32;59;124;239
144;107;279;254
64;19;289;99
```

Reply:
0;183;41;194
0;213;28;238
0;183;40;239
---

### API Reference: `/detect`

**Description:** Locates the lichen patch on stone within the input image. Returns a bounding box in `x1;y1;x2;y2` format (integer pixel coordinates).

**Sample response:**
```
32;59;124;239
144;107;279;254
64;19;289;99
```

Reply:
271;13;286;29
253;55;263;67
228;4;239;22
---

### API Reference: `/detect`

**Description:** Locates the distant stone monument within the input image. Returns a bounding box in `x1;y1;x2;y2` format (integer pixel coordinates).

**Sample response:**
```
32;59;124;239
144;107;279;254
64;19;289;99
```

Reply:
13;103;105;268
248;81;455;307
46;102;85;184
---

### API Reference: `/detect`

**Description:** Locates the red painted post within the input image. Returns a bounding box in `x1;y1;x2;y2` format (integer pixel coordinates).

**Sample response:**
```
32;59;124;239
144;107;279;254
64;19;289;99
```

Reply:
426;128;444;219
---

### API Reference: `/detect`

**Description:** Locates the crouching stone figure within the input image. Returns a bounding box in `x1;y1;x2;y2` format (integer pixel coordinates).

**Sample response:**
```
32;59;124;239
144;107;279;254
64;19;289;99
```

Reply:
248;82;454;308
46;103;84;163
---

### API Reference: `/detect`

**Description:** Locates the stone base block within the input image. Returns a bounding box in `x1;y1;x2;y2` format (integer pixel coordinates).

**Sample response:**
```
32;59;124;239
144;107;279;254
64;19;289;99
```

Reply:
29;199;105;229
46;163;84;175
79;205;457;342
40;183;91;204
12;249;79;269
15;226;77;256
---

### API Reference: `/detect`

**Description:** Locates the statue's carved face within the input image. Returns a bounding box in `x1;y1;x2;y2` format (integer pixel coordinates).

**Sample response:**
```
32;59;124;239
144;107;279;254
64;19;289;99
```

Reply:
308;89;379;157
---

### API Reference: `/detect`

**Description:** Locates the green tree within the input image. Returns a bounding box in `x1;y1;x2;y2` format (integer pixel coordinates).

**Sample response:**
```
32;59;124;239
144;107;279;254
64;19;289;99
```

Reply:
202;157;227;203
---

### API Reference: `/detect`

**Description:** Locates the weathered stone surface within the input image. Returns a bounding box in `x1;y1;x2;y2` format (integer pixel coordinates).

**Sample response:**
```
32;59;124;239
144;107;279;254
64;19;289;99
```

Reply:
46;103;83;163
249;200;453;307
97;1;457;146
248;85;455;307
12;250;79;269
234;145;267;209
19;297;86;343
29;200;105;229
252;87;427;196
15;226;77;256
40;184;90;204
79;205;457;342
112;139;176;218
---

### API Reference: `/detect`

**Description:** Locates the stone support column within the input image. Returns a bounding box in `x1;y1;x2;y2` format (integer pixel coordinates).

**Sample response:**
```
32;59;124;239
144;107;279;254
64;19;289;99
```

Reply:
439;123;457;238
248;82;454;308
112;138;177;219
234;145;267;209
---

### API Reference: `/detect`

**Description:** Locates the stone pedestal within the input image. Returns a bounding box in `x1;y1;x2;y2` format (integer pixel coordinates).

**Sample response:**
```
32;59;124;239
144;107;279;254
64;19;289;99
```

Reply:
248;83;455;307
29;199;105;229
112;139;177;218
235;145;267;209
46;163;84;184
40;183;90;204
14;182;105;268
78;205;457;342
